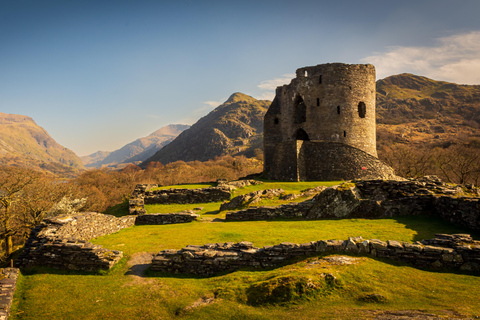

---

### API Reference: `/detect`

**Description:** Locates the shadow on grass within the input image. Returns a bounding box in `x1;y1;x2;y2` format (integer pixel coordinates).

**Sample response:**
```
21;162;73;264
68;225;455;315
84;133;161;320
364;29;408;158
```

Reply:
202;210;220;215
392;215;480;242
104;202;130;217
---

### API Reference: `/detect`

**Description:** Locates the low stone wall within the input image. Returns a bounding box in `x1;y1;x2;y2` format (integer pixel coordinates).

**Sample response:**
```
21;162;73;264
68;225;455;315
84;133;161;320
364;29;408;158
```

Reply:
135;212;200;225
225;202;313;220
144;187;231;205
151;234;480;276
434;196;480;231
16;212;136;271
0;268;18;320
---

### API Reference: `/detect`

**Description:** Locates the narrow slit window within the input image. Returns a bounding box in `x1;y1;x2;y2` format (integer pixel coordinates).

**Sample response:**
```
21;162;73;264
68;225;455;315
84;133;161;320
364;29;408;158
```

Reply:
343;131;346;137
358;101;366;118
274;118;279;124
319;75;322;84
337;106;340;114
316;98;320;106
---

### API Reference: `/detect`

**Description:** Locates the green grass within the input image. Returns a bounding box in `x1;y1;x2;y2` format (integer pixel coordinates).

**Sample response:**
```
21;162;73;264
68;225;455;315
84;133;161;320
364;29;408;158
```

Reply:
88;215;473;255
10;181;480;319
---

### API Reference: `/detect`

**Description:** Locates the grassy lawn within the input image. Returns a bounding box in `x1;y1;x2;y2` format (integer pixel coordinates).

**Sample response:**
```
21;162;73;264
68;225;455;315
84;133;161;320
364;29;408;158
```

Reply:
10;181;480;319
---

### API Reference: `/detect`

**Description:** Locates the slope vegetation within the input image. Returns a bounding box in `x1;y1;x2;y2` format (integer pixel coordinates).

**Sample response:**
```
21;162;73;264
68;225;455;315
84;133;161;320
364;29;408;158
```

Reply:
0;113;83;176
376;74;480;148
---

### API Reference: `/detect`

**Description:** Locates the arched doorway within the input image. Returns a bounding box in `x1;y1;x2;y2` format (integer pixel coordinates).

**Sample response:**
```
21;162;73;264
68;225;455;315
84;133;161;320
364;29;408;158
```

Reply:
294;128;310;141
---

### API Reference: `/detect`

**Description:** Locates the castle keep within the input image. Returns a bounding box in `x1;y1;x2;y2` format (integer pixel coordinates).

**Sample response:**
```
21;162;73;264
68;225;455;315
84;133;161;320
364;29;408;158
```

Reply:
264;63;395;181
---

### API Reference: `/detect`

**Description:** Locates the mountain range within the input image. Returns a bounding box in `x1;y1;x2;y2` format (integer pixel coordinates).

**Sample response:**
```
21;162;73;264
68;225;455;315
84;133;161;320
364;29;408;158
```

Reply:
2;74;479;175
81;124;190;168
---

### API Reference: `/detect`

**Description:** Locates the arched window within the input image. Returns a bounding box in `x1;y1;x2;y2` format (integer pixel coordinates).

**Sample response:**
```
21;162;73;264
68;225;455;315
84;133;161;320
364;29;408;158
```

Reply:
358;101;366;118
294;128;310;141
293;95;306;124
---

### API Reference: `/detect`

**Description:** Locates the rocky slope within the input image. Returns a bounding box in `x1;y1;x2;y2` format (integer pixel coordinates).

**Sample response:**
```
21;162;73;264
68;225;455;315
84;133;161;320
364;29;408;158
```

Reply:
0;113;84;176
82;124;190;168
141;93;270;166
376;74;480;148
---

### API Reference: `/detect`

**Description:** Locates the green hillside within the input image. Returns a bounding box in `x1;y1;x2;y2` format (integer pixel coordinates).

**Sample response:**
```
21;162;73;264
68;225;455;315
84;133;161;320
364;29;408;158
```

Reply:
0;113;84;176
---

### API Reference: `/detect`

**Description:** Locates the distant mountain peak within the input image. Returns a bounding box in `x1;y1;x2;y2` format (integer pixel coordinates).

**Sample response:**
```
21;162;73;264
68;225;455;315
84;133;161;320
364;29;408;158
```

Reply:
225;92;258;104
141;93;271;166
81;124;190;168
0;112;36;125
0;112;84;177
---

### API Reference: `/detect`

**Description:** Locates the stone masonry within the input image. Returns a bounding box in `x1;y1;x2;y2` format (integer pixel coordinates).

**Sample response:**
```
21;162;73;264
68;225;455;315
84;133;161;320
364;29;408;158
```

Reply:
135;211;200;225
16;212;136;271
151;234;480;276
0;268;18;320
264;63;395;181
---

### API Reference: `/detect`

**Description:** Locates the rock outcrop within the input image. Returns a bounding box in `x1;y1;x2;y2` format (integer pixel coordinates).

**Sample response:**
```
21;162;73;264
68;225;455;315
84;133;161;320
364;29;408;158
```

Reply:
220;188;284;211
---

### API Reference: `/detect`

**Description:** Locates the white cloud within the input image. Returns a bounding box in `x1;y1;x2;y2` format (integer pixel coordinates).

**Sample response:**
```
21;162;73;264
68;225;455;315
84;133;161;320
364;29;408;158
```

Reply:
203;100;223;108
255;74;295;100
362;31;480;84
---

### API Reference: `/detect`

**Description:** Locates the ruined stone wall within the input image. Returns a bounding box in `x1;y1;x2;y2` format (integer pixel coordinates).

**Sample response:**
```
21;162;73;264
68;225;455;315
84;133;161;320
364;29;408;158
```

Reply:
135;212;199;225
144;187;231;205
0;268;18;320
151;234;480;276
16;213;136;271
225;177;480;232
264;63;382;181
130;184;232;215
435;196;480;231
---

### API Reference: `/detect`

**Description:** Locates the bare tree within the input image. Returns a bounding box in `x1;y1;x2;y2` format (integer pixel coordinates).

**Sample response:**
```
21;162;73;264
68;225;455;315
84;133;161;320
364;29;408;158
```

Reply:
0;166;38;256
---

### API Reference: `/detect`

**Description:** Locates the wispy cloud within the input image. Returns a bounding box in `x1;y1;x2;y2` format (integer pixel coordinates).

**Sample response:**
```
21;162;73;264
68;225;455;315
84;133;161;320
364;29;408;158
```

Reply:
362;31;480;84
203;100;223;108
255;74;295;100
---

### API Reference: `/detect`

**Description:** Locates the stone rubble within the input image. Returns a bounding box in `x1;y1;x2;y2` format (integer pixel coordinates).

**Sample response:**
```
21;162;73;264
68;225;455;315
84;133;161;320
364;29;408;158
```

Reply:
220;188;285;211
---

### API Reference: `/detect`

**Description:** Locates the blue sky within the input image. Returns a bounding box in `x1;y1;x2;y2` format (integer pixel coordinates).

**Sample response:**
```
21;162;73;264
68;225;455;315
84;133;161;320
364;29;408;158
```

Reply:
1;0;480;156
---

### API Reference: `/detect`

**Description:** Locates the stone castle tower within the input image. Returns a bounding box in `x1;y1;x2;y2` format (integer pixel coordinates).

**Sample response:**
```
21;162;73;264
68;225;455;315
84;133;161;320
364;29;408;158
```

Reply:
263;63;395;181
